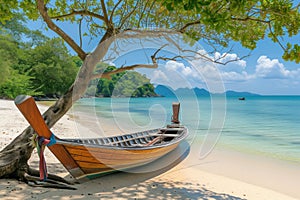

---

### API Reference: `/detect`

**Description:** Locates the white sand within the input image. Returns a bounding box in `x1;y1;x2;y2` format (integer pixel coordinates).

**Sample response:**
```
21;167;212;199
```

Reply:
0;99;299;200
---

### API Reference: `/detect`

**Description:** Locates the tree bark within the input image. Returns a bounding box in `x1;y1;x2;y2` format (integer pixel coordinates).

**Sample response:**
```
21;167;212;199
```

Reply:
0;31;114;182
0;28;165;183
0;127;34;180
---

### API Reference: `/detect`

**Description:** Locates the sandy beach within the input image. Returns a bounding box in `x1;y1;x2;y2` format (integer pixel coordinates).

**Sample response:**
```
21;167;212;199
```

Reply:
0;99;299;200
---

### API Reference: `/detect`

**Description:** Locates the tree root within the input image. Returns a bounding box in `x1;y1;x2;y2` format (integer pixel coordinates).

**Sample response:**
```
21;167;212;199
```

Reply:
28;168;73;185
24;168;77;190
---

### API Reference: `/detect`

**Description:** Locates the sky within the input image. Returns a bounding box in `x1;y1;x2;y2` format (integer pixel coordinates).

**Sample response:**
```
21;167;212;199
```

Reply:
155;35;300;95
28;15;300;95
108;34;300;95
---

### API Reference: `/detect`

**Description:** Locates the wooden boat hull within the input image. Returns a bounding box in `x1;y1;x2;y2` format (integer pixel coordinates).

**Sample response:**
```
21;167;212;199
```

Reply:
14;95;188;180
56;126;188;180
62;141;179;179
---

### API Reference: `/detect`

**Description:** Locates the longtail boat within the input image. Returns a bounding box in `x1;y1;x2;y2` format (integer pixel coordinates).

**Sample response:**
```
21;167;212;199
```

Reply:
15;95;188;180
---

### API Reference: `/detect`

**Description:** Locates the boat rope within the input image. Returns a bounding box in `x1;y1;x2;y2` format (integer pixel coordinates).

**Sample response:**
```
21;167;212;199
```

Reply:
33;133;56;181
143;135;163;146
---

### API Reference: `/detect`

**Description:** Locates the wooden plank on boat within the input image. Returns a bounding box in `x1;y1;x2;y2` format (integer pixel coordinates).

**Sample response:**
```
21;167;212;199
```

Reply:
76;159;157;170
14;95;85;178
59;132;181;148
71;154;157;165
69;133;179;147
64;144;176;158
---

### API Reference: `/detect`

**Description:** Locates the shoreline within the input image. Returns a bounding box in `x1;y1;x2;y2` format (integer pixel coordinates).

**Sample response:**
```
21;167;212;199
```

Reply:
0;99;299;199
184;145;300;199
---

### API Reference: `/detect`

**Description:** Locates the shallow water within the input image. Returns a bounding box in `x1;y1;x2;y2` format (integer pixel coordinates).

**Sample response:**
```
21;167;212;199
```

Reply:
73;95;300;163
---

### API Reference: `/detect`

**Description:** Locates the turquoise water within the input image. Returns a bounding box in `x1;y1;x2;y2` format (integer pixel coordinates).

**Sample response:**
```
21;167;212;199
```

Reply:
74;96;300;163
222;96;300;162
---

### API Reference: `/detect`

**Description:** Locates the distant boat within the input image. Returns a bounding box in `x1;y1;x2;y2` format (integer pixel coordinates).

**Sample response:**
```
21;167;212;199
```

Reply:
15;95;188;180
238;97;246;100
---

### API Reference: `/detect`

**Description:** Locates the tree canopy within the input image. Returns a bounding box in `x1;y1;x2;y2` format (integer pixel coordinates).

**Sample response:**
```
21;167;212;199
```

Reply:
1;0;299;62
0;12;162;99
160;0;300;62
94;65;156;97
0;16;79;99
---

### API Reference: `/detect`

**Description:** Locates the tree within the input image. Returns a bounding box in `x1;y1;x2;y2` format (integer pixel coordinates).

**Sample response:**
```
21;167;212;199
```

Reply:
0;17;78;99
0;0;299;187
161;0;300;62
28;38;79;97
112;71;156;97
0;36;14;86
0;34;39;98
95;65;156;97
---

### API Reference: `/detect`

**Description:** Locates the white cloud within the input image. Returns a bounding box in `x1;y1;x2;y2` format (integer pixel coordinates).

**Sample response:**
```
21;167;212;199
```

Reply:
151;69;169;83
290;68;300;79
165;60;199;79
146;52;299;94
149;65;195;89
214;52;247;68
182;66;193;76
221;71;251;82
151;51;252;88
150;52;250;90
255;56;289;78
108;61;116;66
165;61;182;70
255;56;300;79
191;53;251;82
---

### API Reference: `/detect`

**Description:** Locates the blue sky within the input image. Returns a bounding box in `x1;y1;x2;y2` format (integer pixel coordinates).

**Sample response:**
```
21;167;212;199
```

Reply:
112;34;300;95
28;17;300;95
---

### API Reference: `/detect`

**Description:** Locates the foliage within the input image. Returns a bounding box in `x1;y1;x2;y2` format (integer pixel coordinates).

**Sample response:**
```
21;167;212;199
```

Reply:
72;56;83;68
0;33;39;99
28;38;79;96
0;17;78;99
0;0;19;24
160;0;300;62
95;65;156;97
0;0;299;98
0;35;15;85
0;69;38;99
1;1;300;62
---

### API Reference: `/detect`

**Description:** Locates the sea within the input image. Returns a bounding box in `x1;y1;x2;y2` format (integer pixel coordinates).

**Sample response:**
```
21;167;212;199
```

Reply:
72;95;300;163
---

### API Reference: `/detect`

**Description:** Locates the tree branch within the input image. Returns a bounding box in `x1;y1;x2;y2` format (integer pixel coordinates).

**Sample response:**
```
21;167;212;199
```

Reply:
118;1;139;29
101;0;110;28
36;0;87;60
145;1;156;27
267;22;286;51
92;28;248;81
232;16;286;51
163;33;249;65
91;44;166;80
179;15;272;33
51;10;105;21
79;17;83;48
179;20;201;32
137;0;151;28
156;55;185;62
91;63;158;80
109;0;123;23
231;16;271;24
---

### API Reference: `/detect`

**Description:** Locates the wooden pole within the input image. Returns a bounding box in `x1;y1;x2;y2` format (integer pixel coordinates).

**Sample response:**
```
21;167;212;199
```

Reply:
171;102;180;124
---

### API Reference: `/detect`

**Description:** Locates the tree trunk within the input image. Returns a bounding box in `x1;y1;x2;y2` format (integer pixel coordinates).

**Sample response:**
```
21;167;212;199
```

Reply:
0;34;114;183
0;86;75;181
0;127;34;180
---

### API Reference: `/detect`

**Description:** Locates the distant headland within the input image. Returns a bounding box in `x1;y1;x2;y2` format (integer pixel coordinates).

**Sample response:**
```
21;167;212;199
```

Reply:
154;85;260;97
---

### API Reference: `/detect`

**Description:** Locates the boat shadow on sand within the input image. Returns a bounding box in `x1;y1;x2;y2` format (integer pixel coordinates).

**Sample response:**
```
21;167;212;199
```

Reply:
25;140;245;200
